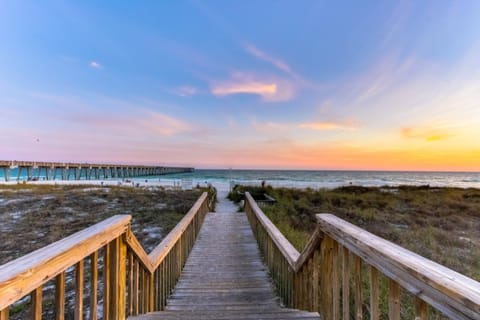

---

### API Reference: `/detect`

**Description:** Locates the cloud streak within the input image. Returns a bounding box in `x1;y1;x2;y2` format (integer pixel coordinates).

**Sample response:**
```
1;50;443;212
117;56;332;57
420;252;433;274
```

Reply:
244;43;292;74
299;121;358;131
211;72;295;102
401;126;453;142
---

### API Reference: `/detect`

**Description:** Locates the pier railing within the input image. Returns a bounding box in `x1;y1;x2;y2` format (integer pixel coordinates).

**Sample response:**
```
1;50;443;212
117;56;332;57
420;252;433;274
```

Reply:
244;192;480;320
0;192;209;320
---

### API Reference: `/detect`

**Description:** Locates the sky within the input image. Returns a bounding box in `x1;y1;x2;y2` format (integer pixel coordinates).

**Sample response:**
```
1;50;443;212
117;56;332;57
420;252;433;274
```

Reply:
1;1;480;171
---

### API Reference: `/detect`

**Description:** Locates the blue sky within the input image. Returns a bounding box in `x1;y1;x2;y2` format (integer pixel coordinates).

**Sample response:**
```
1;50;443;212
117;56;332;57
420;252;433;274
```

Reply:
1;1;480;170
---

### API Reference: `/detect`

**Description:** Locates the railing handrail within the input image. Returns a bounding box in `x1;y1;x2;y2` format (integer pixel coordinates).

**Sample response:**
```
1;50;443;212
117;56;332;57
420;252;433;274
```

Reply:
245;193;300;268
0;215;132;310
244;192;480;319
0;191;210;318
317;213;480;319
148;192;208;269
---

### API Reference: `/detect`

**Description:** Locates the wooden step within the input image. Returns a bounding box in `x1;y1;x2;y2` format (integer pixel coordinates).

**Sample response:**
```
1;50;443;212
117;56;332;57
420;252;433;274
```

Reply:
129;309;320;320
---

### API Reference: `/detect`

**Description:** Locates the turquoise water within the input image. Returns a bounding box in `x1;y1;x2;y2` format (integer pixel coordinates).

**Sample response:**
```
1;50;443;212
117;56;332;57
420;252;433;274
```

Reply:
160;169;480;189
1;168;480;189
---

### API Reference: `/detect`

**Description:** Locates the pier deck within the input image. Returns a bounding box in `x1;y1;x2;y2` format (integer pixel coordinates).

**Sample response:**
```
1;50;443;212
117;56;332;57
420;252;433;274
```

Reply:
0;160;193;181
129;195;320;320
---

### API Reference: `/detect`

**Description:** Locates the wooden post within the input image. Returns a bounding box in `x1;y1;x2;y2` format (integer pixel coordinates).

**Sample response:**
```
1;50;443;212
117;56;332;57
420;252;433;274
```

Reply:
342;247;350;320
75;260;84;320
0;308;8;320
147;273;154;312
55;271;65;320
415;297;428;320
107;237;127;320
332;241;339;320
354;256;362;320
388;280;400;320
320;235;334;320
31;287;42;320
90;251;98;320
103;245;110;320
370;266;379;320
128;252;134;316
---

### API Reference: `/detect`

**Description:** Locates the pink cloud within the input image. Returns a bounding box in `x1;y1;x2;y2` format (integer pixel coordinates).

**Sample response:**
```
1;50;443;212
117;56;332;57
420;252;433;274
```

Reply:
211;72;295;102
299;121;358;131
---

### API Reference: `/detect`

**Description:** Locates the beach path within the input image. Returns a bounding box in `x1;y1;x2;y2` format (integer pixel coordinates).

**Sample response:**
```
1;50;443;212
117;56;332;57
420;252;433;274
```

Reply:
129;191;320;319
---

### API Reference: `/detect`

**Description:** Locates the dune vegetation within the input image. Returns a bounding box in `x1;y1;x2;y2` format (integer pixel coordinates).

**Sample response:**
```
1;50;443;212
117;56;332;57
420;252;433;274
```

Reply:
229;184;480;281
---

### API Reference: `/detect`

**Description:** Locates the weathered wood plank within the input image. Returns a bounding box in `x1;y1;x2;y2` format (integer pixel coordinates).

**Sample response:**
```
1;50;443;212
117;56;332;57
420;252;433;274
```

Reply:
0;215;131;311
161;208;320;319
316;213;480;319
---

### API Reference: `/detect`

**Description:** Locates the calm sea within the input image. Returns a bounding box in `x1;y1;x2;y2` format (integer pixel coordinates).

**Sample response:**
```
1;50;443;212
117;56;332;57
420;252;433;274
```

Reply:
1;169;480;189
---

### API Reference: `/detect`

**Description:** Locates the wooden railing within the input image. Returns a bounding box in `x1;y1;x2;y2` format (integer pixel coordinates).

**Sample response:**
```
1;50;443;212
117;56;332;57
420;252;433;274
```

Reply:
244;192;480;320
0;192;209;320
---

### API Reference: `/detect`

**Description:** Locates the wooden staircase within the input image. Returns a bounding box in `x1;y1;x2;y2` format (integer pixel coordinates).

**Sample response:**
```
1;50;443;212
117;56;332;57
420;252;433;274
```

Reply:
1;190;479;319
129;209;320;319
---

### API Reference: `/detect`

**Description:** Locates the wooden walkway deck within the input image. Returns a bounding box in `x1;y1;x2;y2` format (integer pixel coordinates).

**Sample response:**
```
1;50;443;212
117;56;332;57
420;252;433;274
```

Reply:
129;195;320;320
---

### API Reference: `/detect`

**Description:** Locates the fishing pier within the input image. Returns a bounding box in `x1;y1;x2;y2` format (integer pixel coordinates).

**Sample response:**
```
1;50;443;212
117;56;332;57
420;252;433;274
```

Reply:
0;160;193;182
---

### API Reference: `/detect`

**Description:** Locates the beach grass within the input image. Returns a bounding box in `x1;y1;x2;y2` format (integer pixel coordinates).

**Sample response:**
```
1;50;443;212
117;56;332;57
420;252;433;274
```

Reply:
229;184;480;280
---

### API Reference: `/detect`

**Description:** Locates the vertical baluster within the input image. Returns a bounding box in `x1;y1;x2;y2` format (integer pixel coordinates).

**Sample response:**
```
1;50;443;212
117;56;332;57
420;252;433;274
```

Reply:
139;267;144;314
415;297;428;320
332;241;340;320
75;260;84;320
342;247;350;320
148;272;154;312
161;260;166;310
370;266;379;320
320;235;334;319
31;287;42;320
354;256;362;320
0;308;8;320
90;251;98;320
107;236;127;320
55;271;65;320
144;270;149;312
103;245;111;320
128;252;134;316
133;260;139;315
388;280;400;320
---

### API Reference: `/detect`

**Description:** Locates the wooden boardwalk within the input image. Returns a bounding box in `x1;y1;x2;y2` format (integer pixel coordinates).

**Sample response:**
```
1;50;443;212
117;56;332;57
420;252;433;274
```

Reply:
130;195;320;320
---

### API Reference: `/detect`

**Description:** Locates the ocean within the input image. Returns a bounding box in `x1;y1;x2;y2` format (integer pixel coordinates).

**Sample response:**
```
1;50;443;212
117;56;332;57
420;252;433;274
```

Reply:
1;169;480;190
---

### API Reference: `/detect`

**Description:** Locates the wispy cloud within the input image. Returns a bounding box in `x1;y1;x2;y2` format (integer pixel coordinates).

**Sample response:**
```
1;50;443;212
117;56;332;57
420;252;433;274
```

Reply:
299;121;358;131
244;43;292;74
140;111;192;136
175;86;198;97
89;61;102;69
401;126;453;142
211;72;295;102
